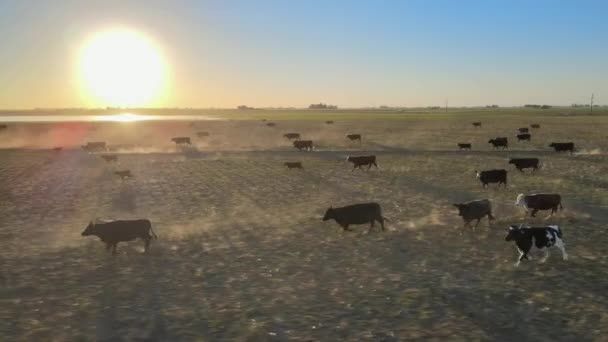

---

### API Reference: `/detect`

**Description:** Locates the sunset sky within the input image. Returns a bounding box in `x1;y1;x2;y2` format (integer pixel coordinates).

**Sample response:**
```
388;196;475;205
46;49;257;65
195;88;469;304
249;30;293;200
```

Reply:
1;0;606;109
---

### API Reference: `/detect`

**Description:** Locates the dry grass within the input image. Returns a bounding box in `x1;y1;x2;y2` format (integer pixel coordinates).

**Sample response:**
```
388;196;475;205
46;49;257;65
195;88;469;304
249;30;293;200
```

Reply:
1;113;608;340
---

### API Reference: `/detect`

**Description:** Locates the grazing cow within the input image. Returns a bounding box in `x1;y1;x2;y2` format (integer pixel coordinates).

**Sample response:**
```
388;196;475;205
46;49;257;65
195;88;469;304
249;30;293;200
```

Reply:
283;133;301;140
197;131;210;138
53;147;63;152
472;122;482;128
101;154;118;162
517;133;531;142
0;124;7;130
346;155;378;170
549;142;575;153
266;122;276;127
323;202;386;232
81;219;157;255
508;158;540;172
515;193;562;217
293;140;313;151
171;137;191;145
458;143;472;150
82;142;107;152
475;169;507;188
488;137;508;149
346;134;362;142
284;162;303;169
531;124;541;129
115;170;133;179
505;224;568;267
518;127;529;133
325;120;334;124
453;199;495;228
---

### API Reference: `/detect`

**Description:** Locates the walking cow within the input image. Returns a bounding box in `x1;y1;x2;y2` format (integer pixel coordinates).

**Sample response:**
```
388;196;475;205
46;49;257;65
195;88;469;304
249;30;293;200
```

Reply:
323;202;387;232
453;199;495;228
515;193;563;217
81;219;158;255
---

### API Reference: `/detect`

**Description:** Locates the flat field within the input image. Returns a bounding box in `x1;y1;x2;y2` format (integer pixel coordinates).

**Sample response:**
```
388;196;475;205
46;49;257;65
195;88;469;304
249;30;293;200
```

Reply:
1;109;608;340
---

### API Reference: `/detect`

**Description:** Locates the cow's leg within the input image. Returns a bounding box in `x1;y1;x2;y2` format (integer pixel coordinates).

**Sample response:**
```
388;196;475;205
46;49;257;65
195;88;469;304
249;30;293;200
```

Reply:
530;209;538;217
474;218;481;228
144;236;151;252
105;242;112;252
342;224;352;231
540;248;550;263
368;220;375;233
515;250;526;267
379;217;385;231
373;161;378;169
554;239;568;260
112;243;118;255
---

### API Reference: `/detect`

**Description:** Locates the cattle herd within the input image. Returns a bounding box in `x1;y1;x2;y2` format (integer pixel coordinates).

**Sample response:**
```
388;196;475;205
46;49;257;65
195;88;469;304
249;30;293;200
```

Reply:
73;119;578;267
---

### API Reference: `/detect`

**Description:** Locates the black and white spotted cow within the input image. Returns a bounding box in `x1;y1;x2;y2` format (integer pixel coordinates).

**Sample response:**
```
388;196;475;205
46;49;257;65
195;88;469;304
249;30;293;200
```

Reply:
505;224;568;267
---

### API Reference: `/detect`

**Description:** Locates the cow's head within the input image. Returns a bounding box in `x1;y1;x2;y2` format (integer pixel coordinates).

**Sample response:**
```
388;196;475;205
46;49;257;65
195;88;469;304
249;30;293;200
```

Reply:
453;203;465;216
549;143;556;148
345;156;352;162
508;159;515;164
81;221;96;236
323;207;335;221
475;170;481;179
515;193;527;208
505;225;526;241
488;139;494;144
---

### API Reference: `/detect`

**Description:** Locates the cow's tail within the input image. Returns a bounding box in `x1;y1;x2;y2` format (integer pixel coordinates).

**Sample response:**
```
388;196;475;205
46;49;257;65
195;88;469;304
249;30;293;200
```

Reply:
559;201;563;211
488;213;495;221
149;225;158;239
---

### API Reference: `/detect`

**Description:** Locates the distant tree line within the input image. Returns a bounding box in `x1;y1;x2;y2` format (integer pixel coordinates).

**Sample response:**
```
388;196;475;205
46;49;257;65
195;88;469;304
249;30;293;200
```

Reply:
309;103;338;109
571;103;591;108
524;104;552;109
427;106;442;110
237;105;255;110
486;104;499;108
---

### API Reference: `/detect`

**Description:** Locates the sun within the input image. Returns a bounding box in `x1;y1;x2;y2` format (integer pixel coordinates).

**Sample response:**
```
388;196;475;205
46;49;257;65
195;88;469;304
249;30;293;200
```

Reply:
78;29;168;107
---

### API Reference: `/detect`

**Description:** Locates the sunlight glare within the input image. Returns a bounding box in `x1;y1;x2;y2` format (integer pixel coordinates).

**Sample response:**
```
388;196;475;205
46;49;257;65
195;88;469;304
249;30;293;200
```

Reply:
78;29;167;107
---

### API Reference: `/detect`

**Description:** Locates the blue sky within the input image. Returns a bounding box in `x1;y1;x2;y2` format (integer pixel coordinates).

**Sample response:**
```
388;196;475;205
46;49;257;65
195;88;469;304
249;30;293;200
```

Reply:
0;0;606;108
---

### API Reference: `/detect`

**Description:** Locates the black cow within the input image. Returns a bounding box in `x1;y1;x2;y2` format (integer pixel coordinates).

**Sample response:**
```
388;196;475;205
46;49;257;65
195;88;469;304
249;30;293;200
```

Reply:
293;140;313;151
346;155;378;170
101;154;118;162
508;158;540;172
325;120;334;124
284;162;303;169
81;219;157;255
549;142;575;153
115;170;133;179
0;124;7;130
505;224;568;267
283;133;301;140
488;137;508;149
531;124;541;129
515;193;562;217
458;143;472;150
197;131;210;138
346;134;362;142
323;202;386;232
453;199;495;228
475;169;507;188
266;122;276;127
82;142;107;152
472;122;482;128
517;133;531;142
518;127;529;133
53;147;63;152
171;137;191;145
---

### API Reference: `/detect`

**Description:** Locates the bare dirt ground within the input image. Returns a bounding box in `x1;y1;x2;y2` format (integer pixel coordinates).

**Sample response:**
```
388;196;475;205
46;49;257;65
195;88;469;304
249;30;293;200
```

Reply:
1;114;608;340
